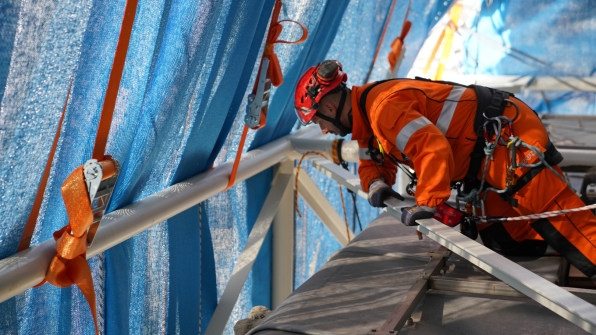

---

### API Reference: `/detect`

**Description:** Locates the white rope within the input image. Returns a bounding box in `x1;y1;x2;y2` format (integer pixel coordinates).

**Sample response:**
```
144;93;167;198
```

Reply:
478;203;596;223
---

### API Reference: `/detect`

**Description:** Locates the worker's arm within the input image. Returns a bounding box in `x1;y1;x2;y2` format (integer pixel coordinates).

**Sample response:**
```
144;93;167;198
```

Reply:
373;97;455;208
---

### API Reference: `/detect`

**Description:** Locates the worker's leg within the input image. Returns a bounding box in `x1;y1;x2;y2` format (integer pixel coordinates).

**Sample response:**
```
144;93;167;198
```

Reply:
480;98;596;277
478;191;547;256
527;184;596;277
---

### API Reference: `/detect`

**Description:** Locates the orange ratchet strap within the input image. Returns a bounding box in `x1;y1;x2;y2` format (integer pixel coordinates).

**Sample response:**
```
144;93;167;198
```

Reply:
225;0;307;190
17;82;71;252
34;1;138;334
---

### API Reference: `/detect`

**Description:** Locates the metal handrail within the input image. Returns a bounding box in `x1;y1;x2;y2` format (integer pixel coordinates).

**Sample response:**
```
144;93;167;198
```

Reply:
0;126;323;303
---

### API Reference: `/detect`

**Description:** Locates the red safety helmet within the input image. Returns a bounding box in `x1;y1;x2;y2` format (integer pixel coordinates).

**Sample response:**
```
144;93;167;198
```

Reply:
294;60;348;125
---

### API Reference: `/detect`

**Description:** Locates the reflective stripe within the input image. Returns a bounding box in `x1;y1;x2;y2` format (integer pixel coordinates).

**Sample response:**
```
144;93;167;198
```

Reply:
359;147;372;160
396;116;432;152
436;86;466;134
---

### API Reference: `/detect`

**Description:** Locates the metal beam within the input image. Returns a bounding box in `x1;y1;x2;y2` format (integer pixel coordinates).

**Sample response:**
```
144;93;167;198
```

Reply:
204;161;293;335
429;277;528;300
296;172;353;246
308;156;365;198
291;137;360;163
455;75;596;93
413;217;596;334
378;248;450;333
272;160;295;308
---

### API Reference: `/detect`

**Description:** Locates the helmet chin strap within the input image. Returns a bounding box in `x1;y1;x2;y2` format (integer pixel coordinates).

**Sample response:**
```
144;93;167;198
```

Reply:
315;88;352;135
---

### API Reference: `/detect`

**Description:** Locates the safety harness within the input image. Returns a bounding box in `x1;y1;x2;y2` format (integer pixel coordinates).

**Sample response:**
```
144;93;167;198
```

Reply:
466;84;563;207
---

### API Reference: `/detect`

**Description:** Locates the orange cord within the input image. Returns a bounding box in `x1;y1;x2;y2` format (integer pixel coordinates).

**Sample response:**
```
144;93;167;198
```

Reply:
294;151;351;242
18;81;71;252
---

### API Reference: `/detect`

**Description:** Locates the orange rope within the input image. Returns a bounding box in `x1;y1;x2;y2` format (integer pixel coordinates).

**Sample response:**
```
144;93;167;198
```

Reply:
92;0;138;161
226;125;249;190
294;151;329;217
338;184;350;242
294;151;351;242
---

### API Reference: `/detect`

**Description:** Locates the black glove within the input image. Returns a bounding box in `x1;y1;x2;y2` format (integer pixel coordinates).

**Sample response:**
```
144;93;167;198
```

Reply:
401;206;436;226
367;179;404;207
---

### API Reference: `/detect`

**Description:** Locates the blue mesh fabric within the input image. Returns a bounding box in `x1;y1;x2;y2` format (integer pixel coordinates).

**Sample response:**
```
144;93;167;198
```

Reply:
465;0;596;115
1;0;594;334
0;0;274;333
0;0;455;333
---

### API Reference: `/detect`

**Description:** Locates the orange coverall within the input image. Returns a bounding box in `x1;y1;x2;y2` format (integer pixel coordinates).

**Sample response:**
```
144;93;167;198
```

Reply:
352;78;596;277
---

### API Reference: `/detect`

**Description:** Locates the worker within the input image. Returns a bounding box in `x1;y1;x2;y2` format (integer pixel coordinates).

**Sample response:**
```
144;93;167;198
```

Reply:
294;59;596;279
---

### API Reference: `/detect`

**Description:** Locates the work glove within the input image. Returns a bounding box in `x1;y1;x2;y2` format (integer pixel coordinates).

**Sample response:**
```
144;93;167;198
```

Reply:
367;179;404;207
401;206;436;226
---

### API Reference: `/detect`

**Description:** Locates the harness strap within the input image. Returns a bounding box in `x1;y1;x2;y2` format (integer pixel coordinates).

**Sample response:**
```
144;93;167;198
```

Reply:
358;79;404;165
358;79;395;128
463;85;511;191
470;85;511;137
499;141;564;205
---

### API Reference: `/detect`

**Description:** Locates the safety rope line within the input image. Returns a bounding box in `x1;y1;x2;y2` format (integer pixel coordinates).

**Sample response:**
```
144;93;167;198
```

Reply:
294;151;351;242
478;203;596;223
97;252;105;335
226;125;249;190
198;203;204;334
92;0;137;161
338;184;351;242
294;151;327;218
225;0;307;191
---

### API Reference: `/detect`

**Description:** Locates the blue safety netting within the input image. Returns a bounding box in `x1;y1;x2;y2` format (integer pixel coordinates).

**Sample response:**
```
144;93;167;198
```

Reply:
463;0;596;115
0;0;594;334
